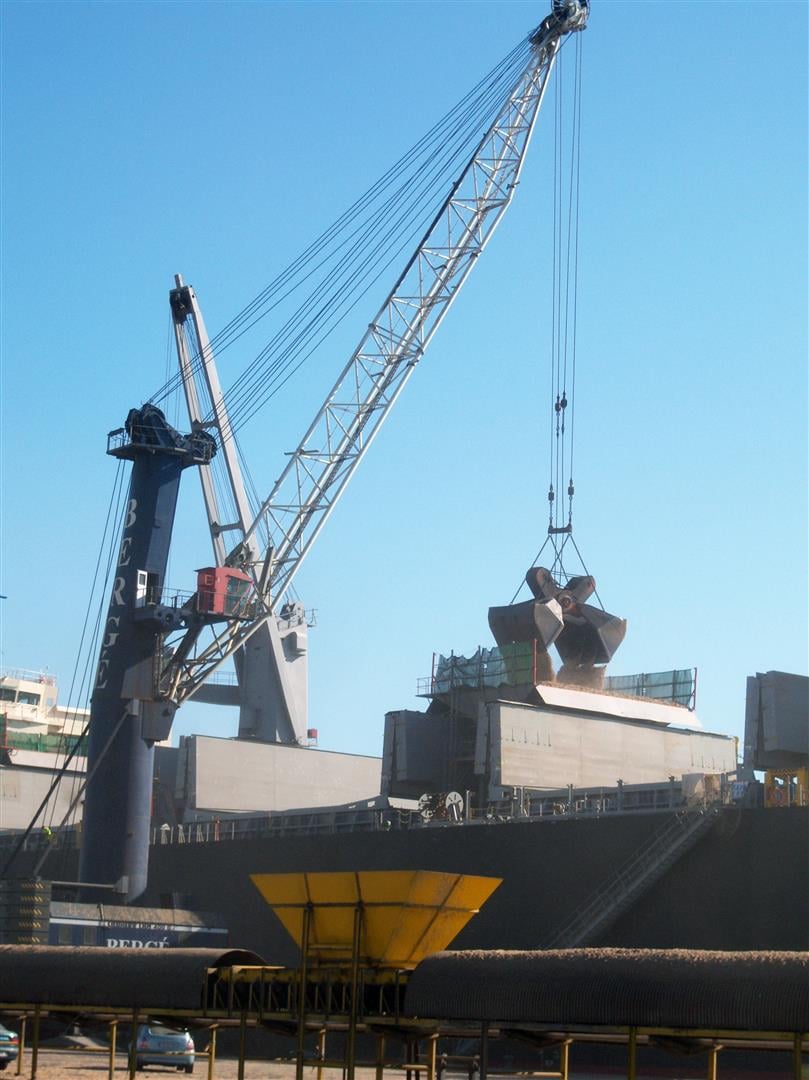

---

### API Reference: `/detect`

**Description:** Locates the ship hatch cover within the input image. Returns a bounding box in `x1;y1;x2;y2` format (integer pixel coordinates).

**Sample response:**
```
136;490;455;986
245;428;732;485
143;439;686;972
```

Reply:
250;870;501;970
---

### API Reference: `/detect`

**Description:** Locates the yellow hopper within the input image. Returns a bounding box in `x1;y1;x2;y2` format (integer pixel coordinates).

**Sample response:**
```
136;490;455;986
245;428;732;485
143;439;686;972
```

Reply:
250;869;501;970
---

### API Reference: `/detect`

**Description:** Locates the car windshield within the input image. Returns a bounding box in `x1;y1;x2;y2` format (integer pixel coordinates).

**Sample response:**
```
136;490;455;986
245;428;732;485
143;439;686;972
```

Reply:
147;1025;187;1037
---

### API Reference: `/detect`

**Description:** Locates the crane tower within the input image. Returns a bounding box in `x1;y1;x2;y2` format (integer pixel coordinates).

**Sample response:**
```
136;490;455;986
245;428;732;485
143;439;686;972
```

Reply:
78;0;590;902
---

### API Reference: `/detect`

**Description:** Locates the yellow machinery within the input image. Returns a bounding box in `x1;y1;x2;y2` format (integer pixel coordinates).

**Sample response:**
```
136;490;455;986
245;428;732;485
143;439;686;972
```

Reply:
250;869;501;970
243;870;502;1080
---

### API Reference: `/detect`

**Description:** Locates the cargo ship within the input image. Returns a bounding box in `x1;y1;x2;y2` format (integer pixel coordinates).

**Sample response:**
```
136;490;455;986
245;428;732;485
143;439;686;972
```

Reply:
1;657;806;960
134;662;809;961
1;0;806;964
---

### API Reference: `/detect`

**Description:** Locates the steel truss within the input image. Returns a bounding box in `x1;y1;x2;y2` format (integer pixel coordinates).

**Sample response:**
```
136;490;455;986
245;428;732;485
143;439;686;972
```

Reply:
239;3;589;604
165;3;588;710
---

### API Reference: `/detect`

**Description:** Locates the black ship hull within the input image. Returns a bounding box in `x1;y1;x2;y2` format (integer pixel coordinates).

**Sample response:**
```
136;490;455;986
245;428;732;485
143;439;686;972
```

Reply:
141;806;808;960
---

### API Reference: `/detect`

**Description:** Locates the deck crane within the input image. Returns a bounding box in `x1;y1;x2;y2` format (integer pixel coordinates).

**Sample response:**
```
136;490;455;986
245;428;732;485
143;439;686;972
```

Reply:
169;277;311;745
78;0;590;902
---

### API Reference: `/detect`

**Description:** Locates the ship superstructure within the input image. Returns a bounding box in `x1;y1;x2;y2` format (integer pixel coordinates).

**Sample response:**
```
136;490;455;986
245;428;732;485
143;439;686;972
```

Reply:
0;670;87;754
0;671;88;832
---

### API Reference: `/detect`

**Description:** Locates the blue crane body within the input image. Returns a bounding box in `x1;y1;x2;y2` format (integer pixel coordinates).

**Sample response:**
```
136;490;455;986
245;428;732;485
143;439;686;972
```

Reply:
79;406;215;900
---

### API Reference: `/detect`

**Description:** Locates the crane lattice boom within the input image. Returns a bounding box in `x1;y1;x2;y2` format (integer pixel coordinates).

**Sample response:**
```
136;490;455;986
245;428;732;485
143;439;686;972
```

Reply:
238;1;589;605
169;0;588;707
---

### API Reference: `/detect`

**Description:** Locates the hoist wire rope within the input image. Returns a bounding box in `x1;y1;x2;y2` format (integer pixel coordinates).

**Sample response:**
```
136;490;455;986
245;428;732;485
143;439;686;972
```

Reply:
556;44;561;528
225;213;463;434
561;31;582;529
167;39;532;555
550;532;572;576
33;707;133;881
562;37;579;398
547;36;584;549
508;530;591;610
164;313;180;589
159;31;566;570
217;54;532;434
221;103;479;408
231;51;522;408
225;152;468;432
218;39;528;370
568;32;583;493
147;38;531;409
549;47;559;530
58;474;145;848
8;463;128;872
558;47;565;532
171;314;269;559
553;48;564;532
237;445;271;552
220;163;442;423
199;71;510;548
166;313;178;426
516;33;586;606
46;466;130;840
228;122;483;433
199;38;528;367
569;533;605;611
173;318;248;567
44;461;127;829
509;534;553;605
559;48;567;532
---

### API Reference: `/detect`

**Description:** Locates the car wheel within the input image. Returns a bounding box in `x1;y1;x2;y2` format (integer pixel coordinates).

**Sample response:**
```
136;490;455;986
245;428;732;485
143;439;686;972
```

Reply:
185;1066;194;1074
135;1060;144;1071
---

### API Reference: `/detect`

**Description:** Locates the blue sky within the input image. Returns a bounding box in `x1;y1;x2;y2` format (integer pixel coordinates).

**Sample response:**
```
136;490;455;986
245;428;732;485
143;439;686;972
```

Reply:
1;0;806;759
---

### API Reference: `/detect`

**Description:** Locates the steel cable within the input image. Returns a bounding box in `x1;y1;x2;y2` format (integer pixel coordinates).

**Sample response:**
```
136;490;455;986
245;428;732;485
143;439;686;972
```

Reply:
217;47;534;433
568;32;583;501
9;462;128;874
148;39;531;410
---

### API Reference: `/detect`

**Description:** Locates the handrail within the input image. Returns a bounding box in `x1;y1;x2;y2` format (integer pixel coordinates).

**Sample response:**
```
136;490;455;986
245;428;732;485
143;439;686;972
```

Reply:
542;808;719;948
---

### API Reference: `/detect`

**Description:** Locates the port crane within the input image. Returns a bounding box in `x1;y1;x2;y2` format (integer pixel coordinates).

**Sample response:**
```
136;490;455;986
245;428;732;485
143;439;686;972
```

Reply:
78;0;590;901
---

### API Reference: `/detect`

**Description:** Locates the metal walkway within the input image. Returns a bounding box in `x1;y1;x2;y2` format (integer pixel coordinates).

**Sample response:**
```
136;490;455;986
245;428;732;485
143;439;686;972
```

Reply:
542;807;719;948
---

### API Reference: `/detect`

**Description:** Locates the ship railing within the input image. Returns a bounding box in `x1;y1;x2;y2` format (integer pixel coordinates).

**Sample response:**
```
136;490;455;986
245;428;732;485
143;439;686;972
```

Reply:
480;774;738;823
416;651;697;709
151;807;425;846
0;827;80;855
417;642;540;697
147;782;738;847
1;730;88;756
541;806;721;948
0;668;58;686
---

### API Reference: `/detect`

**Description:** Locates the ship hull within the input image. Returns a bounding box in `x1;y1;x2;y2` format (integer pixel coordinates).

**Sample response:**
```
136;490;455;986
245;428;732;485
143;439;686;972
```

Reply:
140;806;808;960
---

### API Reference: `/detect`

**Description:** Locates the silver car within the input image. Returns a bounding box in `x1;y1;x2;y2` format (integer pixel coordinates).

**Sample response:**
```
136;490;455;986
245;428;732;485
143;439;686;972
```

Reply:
0;1024;19;1072
133;1022;195;1073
